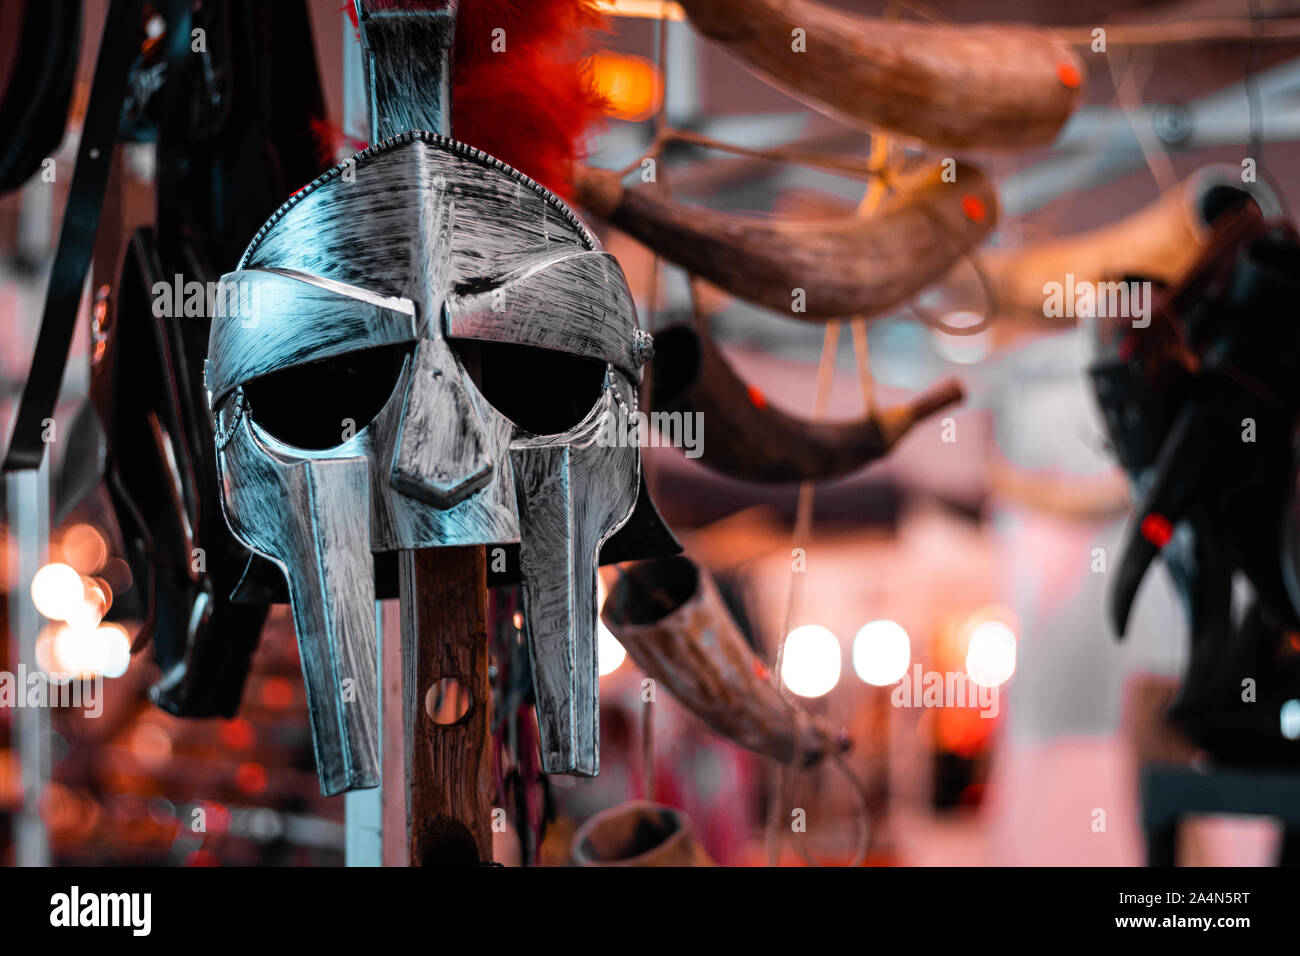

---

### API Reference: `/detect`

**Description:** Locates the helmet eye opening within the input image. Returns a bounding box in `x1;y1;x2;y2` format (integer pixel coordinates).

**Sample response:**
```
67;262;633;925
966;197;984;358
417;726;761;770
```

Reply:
451;339;606;436
243;343;412;450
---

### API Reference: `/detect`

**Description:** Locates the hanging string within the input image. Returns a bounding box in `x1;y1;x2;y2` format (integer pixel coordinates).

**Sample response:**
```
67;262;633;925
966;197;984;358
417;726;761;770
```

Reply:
626;127;889;182
640;12;672;334
1242;0;1291;220
1247;0;1264;173
1050;16;1300;47
792;752;872;867
764;318;840;866
634;14;674;800
780;321;842;646
641;694;655;800
851;319;875;416
1009;35;1161;270
764;123;899;866
848;130;892;419
1107;48;1178;192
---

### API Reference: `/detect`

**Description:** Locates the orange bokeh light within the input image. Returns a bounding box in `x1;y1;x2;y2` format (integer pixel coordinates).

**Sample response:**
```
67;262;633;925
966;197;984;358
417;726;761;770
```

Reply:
61;523;108;575
589;51;662;123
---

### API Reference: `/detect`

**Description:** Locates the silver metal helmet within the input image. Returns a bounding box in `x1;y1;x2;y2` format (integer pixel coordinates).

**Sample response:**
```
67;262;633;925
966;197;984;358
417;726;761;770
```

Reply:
205;132;652;794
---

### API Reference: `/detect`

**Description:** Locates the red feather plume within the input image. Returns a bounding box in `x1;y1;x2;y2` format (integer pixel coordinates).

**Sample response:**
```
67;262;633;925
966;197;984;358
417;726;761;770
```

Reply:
338;0;608;199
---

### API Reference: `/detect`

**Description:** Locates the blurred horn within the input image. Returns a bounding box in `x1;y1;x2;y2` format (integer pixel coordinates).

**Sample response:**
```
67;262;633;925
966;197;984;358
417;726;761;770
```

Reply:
651;323;962;483
571;801;715;867
602;555;849;766
676;0;1084;149
985;166;1283;320
574;162;996;322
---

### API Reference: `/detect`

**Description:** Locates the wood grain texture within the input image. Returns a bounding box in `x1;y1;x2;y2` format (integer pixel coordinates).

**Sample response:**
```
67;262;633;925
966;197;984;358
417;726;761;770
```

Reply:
603;556;847;767
399;545;493;865
574;162;997;322
677;0;1084;149
653;323;962;483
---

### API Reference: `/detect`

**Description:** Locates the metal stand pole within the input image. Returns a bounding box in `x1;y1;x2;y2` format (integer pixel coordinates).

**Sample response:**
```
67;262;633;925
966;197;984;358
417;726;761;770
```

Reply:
6;457;51;865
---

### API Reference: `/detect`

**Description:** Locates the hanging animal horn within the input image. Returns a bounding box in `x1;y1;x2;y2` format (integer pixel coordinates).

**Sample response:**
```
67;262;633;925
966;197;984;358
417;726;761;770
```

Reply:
571;801;715;866
649;323;962;483
675;0;1085;149
574;162;997;322
984;165;1283;319
602;555;848;766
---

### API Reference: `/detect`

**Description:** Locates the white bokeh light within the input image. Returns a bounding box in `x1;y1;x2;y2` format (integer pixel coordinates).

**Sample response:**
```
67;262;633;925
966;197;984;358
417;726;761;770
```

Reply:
781;625;841;698
597;621;626;677
852;620;911;686
30;563;84;622
53;626;99;680
965;620;1016;687
1281;699;1300;741
97;623;133;679
595;573;625;677
64;579;108;632
34;621;133;681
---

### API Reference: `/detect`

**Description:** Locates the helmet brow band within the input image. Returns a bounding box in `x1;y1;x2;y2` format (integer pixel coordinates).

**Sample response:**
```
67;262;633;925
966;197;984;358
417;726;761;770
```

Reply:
207;268;418;408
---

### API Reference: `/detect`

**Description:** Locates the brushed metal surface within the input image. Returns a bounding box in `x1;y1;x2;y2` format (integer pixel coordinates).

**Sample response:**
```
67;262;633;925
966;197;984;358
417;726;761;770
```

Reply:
209;133;646;792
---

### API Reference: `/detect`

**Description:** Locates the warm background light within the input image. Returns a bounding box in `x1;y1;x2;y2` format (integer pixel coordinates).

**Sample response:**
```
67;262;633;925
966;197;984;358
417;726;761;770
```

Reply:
64;578;109;632
60;523;108;575
593;0;685;20
95;623;133;679
31;562;85;622
598;622;627;677
589;51;663;123
47;623;131;681
852;619;911;686
781;624;841;698
595;572;626;677
965;620;1017;688
35;624;116;683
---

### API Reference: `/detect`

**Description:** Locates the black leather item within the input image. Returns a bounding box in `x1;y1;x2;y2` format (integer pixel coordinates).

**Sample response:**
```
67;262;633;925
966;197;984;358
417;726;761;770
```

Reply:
92;229;267;718
3;0;141;472
0;1;83;193
1090;208;1300;765
103;0;333;715
53;1;333;716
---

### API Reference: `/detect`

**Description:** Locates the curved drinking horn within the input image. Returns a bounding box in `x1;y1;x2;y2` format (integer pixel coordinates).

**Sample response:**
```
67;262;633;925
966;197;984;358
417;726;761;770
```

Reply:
602;556;848;767
651;323;963;483
676;0;1084;149
574;162;997;322
571;801;715;867
984;166;1283;319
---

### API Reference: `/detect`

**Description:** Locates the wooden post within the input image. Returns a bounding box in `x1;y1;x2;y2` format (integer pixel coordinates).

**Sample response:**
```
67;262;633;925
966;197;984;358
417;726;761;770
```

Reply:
397;546;494;865
348;0;493;868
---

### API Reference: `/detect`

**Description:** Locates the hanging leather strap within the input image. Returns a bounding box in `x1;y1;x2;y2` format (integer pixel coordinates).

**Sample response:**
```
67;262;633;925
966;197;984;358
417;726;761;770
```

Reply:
3;0;142;472
0;1;83;194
